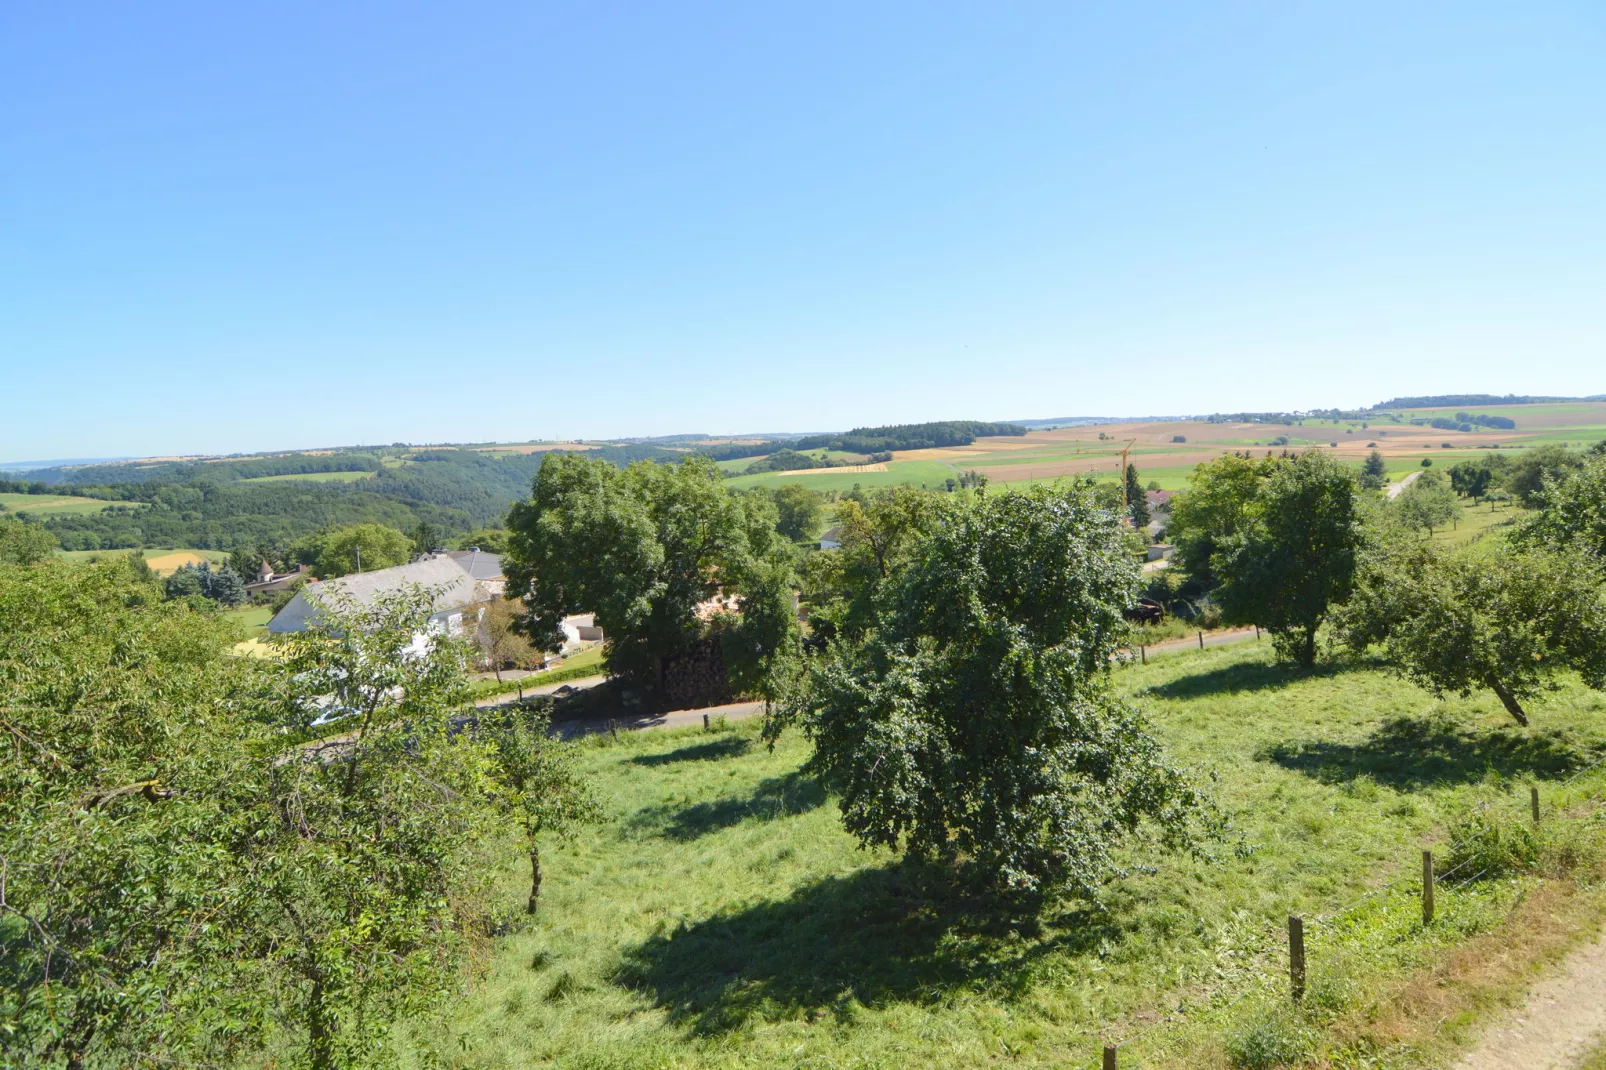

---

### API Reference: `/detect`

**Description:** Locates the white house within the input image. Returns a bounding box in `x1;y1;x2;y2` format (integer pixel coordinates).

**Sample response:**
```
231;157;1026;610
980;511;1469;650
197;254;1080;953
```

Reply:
267;555;492;638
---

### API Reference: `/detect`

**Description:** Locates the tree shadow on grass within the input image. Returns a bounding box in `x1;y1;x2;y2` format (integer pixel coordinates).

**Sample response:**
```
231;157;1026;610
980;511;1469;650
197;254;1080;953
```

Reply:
614;864;1122;1035
1144;658;1349;701
626;771;827;842
628;735;752;767
1259;715;1601;792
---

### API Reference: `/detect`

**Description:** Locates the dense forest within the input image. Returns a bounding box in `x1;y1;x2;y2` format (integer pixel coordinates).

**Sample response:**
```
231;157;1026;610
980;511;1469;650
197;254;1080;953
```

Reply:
790;420;1026;453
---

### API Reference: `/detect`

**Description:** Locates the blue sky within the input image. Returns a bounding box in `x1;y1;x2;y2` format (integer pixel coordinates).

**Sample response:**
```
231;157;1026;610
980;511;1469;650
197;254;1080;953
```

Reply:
2;2;1604;460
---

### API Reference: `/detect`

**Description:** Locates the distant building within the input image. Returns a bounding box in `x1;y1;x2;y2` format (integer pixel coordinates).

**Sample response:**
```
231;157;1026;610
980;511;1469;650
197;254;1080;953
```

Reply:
243;562;311;596
819;526;842;550
267;555;492;639
447;548;504;594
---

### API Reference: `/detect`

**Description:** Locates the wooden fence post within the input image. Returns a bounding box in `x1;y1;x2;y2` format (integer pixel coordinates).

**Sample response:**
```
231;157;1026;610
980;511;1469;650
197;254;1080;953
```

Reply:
1255;624;1260;640
1103;1044;1118;1070
1288;915;1305;1003
703;713;710;730
1422;850;1435;925
1140;645;1146;664
1531;785;1541;824
1198;631;1204;649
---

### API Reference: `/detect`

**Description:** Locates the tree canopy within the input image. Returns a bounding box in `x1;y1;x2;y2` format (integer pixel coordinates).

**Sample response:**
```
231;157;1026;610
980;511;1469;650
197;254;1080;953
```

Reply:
503;453;784;686
1392;468;1461;536
0;516;57;564
774;484;1219;898
1213;450;1368;666
301;522;414;578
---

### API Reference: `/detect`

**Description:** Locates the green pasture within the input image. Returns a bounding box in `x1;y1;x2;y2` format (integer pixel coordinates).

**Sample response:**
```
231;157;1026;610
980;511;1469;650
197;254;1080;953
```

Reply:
0;492;120;516
224;604;274;636
240;470;376;483
409;639;1606;1069
724;459;959;493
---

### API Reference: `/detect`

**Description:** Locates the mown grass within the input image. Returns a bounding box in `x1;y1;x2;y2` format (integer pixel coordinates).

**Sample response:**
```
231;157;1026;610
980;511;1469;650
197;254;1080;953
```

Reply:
399;640;1606;1069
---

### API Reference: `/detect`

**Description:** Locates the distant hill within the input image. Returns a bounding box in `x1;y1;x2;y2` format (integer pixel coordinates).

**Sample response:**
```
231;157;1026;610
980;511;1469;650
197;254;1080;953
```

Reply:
1373;394;1605;409
0;456;131;471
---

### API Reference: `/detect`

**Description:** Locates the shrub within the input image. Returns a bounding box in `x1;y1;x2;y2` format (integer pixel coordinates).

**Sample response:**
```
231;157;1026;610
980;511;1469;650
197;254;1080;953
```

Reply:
1227;1005;1317;1069
1421;458;1432;467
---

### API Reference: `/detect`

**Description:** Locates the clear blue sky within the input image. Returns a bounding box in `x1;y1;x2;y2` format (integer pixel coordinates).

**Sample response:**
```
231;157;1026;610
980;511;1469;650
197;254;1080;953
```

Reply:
3;3;1604;461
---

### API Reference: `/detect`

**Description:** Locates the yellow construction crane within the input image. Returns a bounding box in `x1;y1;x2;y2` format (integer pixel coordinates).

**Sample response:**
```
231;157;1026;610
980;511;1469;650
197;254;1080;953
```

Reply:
1117;438;1137;515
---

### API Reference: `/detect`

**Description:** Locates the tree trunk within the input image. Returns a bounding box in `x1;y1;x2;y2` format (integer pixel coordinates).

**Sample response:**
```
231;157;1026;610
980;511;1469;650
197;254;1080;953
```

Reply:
308;975;335;1070
1295;626;1318;668
1489;680;1530;726
527;843;542;914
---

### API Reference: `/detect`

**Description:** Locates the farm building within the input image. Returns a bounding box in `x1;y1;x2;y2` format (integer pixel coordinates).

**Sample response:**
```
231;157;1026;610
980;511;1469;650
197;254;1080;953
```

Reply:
267;554;493;637
819;526;842;549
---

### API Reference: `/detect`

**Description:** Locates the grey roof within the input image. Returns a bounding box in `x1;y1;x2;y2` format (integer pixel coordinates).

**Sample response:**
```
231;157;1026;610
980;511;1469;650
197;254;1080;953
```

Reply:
268;556;482;633
448;549;504;581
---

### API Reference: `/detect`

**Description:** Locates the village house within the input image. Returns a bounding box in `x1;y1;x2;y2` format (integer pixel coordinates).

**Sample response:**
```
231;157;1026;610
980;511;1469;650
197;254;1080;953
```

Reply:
267;554;493;639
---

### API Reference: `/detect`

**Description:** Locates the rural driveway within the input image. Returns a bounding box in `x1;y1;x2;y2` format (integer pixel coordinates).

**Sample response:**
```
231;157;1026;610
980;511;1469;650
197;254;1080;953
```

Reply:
1387;469;1422;500
551;699;765;740
1454;928;1606;1069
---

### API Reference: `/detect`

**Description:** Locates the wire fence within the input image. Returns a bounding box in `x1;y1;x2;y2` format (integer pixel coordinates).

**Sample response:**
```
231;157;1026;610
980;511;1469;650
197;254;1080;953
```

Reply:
1097;752;1606;1065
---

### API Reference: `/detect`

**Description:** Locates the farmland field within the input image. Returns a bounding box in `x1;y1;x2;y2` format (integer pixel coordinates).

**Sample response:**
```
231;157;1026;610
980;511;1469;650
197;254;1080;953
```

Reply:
724;459;960;492
240;470;375;483
720;402;1606;493
0;491;121;516
409;639;1606;1069
55;547;233;571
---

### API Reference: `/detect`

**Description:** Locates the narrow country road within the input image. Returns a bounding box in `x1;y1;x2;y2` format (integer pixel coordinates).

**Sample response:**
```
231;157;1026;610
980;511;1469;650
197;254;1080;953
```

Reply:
1387;469;1422;500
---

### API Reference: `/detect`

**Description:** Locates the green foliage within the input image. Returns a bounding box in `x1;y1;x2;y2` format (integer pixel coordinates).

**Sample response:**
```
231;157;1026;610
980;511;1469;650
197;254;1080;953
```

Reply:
1167;452;1272;591
1336;543;1606;725
1448;458;1497;499
1518;449;1606;561
0;516;56;564
409;520;443;554
1125;464;1150;527
802;486;938;646
302;522;414;578
1504;443;1585;504
1214;451;1368;667
456;526;510;554
774;484;1218;897
164;561;248;605
1392;468;1461;536
0;560;267;1066
716;551;801;703
1360;449;1387;490
768;483;825;542
791;420;1025;454
480;705;601;913
504;453;779;688
257;586;501;1066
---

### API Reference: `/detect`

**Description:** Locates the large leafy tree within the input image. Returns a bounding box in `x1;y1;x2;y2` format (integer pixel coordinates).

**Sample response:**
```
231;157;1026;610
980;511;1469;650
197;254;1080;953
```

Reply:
1214;450;1368;666
1165;453;1271;592
1518;447;1606;561
503;453;781;686
1504;443;1585;504
479;705;599;914
254;586;501;1068
1360;449;1388;491
801;485;938;646
773;485;1218;897
303;522;414;578
769;483;825;542
0;560;268;1067
1336;544;1606;726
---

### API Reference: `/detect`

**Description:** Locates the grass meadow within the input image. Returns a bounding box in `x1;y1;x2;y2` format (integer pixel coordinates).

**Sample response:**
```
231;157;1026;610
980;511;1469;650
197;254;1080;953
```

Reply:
401;640;1606;1069
0;491;119;516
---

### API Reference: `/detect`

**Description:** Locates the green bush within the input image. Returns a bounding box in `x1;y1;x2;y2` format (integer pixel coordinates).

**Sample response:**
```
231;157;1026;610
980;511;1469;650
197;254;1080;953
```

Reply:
1227;1005;1317;1068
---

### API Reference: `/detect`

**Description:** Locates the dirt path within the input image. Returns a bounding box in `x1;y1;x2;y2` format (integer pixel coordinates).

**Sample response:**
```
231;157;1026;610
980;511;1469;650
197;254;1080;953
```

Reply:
1455;930;1606;1069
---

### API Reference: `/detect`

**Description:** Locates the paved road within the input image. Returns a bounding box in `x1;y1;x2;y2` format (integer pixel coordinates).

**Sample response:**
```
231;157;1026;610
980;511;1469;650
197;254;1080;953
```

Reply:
1387;469;1422;500
471;674;607;709
1133;626;1260;658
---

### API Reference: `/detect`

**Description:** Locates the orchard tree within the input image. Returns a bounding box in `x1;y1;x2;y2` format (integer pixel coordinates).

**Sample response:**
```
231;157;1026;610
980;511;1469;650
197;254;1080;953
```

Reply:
480;705;600;913
1166;452;1274;591
1518;449;1606;561
307;522;413;578
1505;443;1585;504
717;551;802;707
1336;545;1606;726
1393;468;1461;536
772;485;1220;898
478;594;541;681
0;559;269;1067
255;586;501;1067
1449;459;1495;500
1214;450;1368;666
503;453;781;687
0;516;57;564
804;485;939;646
